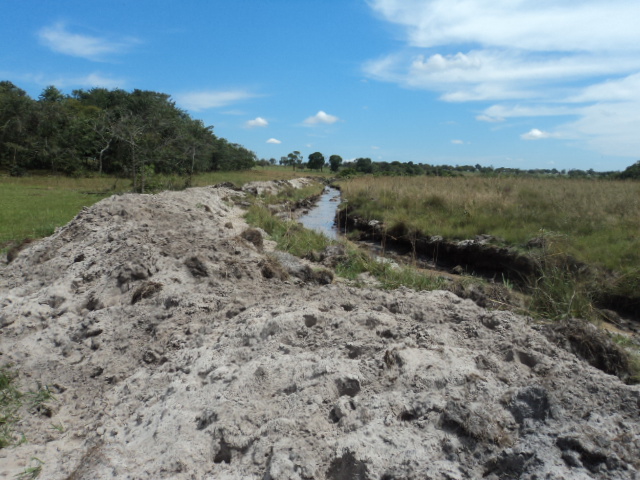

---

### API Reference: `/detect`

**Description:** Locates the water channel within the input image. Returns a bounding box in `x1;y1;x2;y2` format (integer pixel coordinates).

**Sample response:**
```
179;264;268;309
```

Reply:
297;186;342;239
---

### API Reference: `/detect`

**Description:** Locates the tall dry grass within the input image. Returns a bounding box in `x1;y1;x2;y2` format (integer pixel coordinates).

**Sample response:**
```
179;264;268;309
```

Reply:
339;176;640;273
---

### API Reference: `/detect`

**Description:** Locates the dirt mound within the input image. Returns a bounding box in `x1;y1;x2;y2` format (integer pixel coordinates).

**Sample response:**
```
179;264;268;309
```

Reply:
1;185;639;479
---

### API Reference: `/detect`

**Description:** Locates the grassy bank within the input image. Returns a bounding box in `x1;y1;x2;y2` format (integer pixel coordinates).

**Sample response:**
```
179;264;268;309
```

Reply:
338;175;640;274
338;175;640;322
245;203;447;292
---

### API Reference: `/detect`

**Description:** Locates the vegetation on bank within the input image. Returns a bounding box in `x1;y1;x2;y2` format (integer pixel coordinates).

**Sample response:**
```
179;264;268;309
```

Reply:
244;188;639;384
244;203;446;292
338;175;640;322
0;364;57;451
338;175;639;272
0;167;330;250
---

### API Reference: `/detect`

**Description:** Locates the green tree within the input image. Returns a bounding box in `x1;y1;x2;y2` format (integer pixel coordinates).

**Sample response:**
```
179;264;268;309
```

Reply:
329;155;342;172
211;138;256;171
308;151;325;171
287;151;303;171
618;160;640;180
355;157;373;174
0;81;36;174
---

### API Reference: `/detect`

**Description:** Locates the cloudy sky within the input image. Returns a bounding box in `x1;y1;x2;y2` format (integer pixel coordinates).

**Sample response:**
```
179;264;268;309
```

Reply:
2;0;639;171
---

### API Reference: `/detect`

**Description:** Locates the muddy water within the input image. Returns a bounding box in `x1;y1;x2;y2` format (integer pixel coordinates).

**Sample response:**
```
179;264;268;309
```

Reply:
298;186;342;239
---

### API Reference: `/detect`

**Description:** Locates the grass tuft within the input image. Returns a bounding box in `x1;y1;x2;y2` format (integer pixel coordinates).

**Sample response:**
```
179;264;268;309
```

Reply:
245;204;331;257
0;366;23;449
14;457;44;479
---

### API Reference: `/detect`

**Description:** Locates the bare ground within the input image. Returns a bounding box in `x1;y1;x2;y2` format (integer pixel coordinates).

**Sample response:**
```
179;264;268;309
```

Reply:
1;183;639;479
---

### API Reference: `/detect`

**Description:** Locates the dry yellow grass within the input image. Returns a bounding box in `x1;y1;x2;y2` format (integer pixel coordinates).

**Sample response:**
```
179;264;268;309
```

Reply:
339;175;640;273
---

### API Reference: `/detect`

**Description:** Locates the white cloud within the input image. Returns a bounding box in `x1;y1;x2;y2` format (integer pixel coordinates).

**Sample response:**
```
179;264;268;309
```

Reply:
366;49;639;102
564;73;640;103
266;138;281;144
367;0;640;52
38;22;138;61
557;100;640;157
14;71;126;90
521;129;554;140
365;0;640;157
451;139;464;145
245;117;268;128
476;114;503;123
480;104;581;121
175;90;258;111
303;111;340;125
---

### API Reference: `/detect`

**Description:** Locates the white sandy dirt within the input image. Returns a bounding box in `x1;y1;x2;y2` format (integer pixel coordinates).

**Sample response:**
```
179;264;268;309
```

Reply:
1;181;639;479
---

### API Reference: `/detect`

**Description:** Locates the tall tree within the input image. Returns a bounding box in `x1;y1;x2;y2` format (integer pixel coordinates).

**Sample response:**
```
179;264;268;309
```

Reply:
308;151;325;171
329;154;342;173
0;81;35;175
287;151;303;171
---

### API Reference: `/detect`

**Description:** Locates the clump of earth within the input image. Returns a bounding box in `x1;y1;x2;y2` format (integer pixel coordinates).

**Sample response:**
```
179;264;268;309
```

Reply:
1;181;639;479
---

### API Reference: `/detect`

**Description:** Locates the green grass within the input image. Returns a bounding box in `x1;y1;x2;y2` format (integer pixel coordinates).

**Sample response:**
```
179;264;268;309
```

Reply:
245;204;331;257
334;247;447;291
339;175;640;320
14;457;44;479
263;183;326;206
0;366;22;449
0;175;129;248
339;175;640;273
0;365;59;450
0;167;329;251
188;166;330;188
245;204;446;292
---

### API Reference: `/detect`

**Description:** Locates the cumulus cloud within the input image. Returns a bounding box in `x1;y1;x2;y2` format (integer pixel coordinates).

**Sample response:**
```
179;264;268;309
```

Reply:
38;22;138;61
266;138;281;144
451;139;464;145
521;129;554;140
175;90;258;111
365;0;640;157
303;111;340;125
245;117;268;128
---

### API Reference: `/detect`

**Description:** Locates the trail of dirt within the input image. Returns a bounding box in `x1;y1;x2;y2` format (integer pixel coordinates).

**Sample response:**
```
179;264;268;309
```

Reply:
1;183;639;479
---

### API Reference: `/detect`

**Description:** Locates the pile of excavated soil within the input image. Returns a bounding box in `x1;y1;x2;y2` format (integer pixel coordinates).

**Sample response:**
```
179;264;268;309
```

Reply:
1;184;639;479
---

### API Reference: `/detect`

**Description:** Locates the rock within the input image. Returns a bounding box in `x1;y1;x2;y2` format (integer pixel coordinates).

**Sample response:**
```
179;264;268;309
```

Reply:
131;281;163;304
508;385;551;425
335;376;361;397
326;450;370;480
184;256;208;277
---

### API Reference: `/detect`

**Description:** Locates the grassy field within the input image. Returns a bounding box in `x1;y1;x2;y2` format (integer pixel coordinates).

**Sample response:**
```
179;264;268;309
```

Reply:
339;175;640;274
0;167;328;249
338;175;640;322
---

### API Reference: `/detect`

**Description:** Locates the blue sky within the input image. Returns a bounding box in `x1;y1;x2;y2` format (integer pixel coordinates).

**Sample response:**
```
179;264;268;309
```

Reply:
2;0;640;171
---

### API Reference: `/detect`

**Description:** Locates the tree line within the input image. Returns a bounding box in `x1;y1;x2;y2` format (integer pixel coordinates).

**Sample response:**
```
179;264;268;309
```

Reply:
0;81;257;191
269;150;638;180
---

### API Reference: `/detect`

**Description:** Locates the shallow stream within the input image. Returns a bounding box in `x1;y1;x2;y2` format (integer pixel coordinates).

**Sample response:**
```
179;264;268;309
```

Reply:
297;186;342;239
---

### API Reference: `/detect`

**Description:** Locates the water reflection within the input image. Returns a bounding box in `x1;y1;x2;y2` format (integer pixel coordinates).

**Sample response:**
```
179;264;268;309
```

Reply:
298;186;341;240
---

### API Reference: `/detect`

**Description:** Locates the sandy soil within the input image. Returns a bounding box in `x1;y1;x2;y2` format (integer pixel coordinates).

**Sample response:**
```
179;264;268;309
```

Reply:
1;182;639;479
